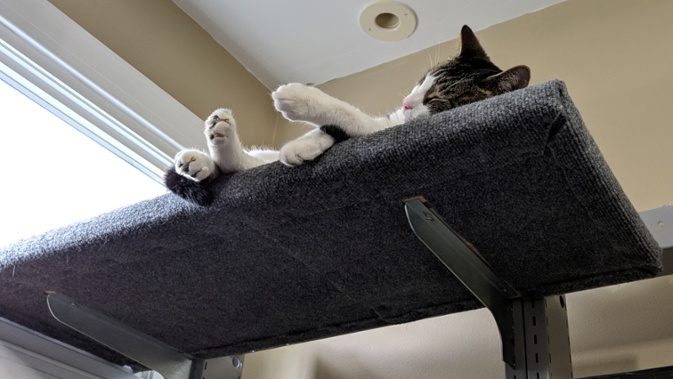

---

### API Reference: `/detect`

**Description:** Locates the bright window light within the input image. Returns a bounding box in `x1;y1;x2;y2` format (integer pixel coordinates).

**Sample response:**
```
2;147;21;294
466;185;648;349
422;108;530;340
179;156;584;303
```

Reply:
0;78;166;247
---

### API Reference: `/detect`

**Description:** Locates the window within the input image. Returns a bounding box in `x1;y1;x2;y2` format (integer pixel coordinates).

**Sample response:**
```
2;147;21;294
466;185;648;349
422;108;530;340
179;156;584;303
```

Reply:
0;78;166;247
0;0;204;247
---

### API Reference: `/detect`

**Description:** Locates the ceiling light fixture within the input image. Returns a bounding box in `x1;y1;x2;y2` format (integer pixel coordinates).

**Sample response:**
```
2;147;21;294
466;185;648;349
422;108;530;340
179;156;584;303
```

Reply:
359;1;417;42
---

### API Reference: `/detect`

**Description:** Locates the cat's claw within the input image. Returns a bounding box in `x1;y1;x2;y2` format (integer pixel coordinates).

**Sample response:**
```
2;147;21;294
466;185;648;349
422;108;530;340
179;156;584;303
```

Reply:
174;150;216;181
205;108;236;145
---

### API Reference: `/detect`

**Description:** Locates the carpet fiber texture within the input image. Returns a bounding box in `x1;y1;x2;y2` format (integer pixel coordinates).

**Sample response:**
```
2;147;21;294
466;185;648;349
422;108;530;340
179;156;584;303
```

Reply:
0;80;661;368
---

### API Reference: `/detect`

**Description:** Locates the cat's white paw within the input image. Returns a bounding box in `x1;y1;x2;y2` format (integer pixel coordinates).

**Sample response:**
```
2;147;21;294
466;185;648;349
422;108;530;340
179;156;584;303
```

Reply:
174;150;216;181
272;83;326;123
205;108;237;145
279;141;320;167
279;131;335;166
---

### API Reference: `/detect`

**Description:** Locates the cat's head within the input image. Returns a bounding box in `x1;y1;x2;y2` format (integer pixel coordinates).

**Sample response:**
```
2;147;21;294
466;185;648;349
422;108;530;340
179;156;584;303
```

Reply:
403;25;530;121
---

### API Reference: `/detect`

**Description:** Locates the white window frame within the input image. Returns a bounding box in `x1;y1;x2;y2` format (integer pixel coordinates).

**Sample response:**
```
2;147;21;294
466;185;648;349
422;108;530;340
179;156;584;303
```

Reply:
0;0;204;183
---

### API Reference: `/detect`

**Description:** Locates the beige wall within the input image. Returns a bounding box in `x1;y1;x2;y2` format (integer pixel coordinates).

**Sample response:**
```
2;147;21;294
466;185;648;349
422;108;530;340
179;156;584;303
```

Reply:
49;0;283;148
47;0;673;378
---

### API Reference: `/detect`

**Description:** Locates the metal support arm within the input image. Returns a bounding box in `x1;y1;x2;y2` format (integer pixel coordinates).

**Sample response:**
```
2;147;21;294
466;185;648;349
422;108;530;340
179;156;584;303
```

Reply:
46;292;243;379
404;198;573;378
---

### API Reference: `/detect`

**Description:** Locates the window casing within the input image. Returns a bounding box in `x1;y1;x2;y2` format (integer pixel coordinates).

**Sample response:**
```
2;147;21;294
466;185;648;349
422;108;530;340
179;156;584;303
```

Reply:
0;0;204;183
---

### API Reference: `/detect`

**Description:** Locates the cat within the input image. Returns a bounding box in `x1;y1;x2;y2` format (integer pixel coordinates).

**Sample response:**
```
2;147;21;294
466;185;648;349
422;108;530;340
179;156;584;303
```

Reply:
165;25;530;205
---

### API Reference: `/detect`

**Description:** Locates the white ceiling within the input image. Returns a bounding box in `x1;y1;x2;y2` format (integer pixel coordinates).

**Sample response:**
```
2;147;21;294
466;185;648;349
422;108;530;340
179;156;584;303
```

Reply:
171;0;565;89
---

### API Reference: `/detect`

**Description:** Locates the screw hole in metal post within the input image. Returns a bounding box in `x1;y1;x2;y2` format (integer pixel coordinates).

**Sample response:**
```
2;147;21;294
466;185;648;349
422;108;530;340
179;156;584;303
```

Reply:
423;211;435;221
232;356;242;368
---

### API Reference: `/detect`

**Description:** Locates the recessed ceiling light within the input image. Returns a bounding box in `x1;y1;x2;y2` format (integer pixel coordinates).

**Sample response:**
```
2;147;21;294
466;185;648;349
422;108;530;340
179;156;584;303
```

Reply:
360;1;417;42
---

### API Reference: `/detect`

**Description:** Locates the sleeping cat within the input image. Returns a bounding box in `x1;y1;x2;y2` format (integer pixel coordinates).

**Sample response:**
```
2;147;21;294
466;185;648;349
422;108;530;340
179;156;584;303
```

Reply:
166;25;530;205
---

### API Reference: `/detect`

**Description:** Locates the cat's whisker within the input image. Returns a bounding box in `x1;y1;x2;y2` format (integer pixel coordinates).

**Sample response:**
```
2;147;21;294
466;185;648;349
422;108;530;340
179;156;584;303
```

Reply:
425;49;434;71
429;22;441;67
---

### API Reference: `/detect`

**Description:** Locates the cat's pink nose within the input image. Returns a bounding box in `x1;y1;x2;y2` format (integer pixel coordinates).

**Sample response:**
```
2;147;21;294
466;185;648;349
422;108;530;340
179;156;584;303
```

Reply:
403;99;413;110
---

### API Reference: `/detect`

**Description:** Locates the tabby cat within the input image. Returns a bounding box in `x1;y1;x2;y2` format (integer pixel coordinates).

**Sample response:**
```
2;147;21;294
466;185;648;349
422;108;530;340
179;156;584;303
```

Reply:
166;25;530;205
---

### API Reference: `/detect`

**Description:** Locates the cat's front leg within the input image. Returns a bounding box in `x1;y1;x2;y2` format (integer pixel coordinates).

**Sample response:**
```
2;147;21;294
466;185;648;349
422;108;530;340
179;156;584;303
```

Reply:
272;84;397;136
174;150;217;181
272;83;330;125
279;129;335;166
272;84;380;136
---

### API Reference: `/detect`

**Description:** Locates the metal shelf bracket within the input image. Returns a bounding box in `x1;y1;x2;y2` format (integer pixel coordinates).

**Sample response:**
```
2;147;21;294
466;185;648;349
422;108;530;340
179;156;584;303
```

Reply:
46;292;243;379
404;197;573;378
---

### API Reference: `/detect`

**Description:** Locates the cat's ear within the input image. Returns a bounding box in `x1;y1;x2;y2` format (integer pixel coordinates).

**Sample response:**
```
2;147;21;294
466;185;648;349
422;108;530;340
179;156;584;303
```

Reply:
458;25;488;59
484;65;531;94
